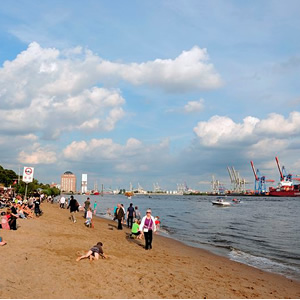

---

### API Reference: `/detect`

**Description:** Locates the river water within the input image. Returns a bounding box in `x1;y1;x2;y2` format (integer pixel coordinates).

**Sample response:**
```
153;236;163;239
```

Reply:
64;194;300;280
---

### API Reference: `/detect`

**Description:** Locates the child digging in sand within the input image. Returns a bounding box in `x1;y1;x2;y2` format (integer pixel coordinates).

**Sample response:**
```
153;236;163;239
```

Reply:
76;242;107;261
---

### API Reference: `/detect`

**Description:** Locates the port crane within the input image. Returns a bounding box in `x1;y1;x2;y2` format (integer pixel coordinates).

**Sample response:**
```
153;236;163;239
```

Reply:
275;156;300;183
227;166;249;193
211;175;225;194
250;161;274;194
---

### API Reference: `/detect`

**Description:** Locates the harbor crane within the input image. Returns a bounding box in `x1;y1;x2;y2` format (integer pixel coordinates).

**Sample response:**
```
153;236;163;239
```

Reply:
250;161;275;194
275;156;300;183
211;175;225;194
227;166;249;193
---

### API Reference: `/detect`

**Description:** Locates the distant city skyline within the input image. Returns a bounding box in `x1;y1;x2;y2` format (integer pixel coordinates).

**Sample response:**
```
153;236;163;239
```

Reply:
1;1;300;191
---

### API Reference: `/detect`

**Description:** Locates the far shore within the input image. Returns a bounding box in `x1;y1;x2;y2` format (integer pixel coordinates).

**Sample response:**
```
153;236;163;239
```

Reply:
0;202;299;299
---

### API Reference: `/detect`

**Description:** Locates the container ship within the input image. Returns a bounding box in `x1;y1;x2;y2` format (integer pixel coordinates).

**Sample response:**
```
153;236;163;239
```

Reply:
269;157;300;197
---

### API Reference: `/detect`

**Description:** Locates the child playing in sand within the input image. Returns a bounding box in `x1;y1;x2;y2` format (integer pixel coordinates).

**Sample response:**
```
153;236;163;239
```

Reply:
76;242;107;261
130;219;142;239
85;207;93;227
155;216;161;232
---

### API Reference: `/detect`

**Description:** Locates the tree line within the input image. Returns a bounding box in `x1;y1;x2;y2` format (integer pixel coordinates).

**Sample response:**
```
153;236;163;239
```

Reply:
0;165;60;196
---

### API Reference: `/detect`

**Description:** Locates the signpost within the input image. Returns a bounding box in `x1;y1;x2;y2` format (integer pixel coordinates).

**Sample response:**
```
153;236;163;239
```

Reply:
22;167;34;199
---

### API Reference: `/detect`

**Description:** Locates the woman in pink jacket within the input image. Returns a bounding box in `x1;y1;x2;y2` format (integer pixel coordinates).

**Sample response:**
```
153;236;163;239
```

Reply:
139;209;156;250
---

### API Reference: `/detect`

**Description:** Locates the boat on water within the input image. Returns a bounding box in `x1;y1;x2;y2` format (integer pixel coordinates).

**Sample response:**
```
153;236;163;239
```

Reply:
124;191;134;197
269;183;300;197
269;157;300;197
232;198;241;203
212;197;231;206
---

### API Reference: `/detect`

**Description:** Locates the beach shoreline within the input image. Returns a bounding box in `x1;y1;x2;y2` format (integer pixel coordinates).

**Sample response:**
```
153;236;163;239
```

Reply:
0;202;299;299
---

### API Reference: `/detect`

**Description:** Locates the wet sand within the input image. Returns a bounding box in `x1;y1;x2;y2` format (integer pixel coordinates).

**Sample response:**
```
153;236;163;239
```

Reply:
0;202;299;299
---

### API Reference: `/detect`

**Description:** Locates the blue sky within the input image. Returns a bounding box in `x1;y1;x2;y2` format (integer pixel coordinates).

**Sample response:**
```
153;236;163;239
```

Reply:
0;0;300;191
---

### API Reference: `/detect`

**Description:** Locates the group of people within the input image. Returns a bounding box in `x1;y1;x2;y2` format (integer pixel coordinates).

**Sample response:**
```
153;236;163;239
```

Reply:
113;202;161;250
0;192;45;247
113;203;141;230
56;195;162;261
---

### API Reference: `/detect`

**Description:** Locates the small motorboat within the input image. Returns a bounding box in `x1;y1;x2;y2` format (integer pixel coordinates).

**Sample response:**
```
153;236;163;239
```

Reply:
232;198;241;203
212;197;231;206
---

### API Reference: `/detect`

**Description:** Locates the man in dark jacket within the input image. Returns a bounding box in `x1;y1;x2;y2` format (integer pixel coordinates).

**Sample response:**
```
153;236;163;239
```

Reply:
68;195;79;223
115;203;124;230
126;203;135;229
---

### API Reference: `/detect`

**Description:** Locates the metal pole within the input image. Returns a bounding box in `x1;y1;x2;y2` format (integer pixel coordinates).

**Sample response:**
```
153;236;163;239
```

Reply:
24;183;28;200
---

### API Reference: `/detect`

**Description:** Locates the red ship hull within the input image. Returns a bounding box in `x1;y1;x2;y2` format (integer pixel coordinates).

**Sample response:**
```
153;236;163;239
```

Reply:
269;189;300;197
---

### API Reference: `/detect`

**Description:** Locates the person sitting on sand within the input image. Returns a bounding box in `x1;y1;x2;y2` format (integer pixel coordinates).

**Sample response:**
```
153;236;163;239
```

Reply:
76;242;107;261
22;205;34;219
1;211;10;230
130;219;142;239
0;236;7;246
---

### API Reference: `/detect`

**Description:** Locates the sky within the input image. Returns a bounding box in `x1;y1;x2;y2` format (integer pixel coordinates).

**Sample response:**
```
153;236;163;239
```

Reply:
0;0;300;192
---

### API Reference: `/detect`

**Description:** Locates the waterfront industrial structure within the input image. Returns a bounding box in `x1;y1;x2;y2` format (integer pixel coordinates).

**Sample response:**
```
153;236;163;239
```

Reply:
61;171;76;193
81;174;88;194
211;175;226;194
227;166;249;194
250;161;274;194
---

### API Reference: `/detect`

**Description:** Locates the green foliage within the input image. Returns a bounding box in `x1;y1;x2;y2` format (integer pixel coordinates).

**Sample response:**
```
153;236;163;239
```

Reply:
0;165;60;196
0;165;18;186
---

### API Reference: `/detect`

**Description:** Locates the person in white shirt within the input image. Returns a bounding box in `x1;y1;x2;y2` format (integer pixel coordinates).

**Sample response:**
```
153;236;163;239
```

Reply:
59;196;66;209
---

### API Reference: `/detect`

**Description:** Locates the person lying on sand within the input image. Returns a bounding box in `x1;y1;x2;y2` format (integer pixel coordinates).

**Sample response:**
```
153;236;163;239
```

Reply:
76;242;107;261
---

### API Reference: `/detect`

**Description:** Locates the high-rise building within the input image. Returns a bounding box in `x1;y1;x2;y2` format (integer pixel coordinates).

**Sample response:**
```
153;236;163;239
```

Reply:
81;174;87;194
61;171;76;193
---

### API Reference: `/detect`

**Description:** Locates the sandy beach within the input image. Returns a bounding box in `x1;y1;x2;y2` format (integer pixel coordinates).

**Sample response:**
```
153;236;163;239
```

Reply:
0;202;299;299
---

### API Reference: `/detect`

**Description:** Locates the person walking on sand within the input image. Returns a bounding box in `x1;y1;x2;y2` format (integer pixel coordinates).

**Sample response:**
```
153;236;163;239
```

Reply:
76;242;107;261
68;195;79;223
83;197;91;218
140;209;156;250
115;203;124;230
126;203;135;229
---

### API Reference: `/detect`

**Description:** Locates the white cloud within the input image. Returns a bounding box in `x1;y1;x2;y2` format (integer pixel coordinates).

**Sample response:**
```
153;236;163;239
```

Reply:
112;46;223;92
62;137;170;173
256;112;300;136
194;112;300;147
194;115;260;146
184;99;205;113
18;144;57;164
0;42;222;139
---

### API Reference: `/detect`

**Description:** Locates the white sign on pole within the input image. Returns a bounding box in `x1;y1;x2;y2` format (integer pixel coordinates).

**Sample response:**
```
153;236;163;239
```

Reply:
22;166;34;183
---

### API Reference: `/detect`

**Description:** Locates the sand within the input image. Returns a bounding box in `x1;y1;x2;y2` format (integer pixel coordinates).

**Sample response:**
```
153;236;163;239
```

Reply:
0;202;299;299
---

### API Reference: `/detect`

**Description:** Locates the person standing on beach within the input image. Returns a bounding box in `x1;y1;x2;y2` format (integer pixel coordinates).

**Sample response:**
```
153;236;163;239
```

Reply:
126;203;135;229
68;195;79;223
115;203;124;230
134;206;141;220
140;209;156;250
9;203;18;230
84;197;91;218
59;196;65;209
121;204;126;225
93;200;97;214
